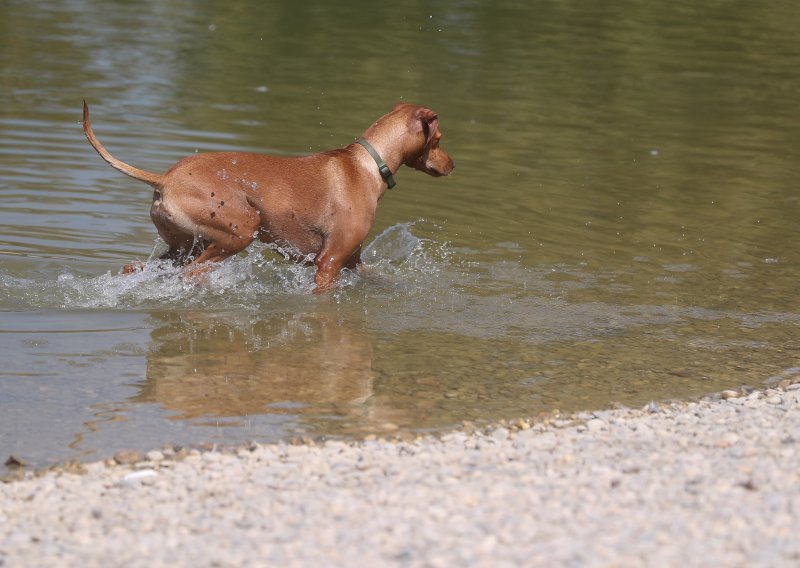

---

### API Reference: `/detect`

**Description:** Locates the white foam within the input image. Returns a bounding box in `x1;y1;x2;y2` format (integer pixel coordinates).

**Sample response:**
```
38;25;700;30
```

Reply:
0;222;452;310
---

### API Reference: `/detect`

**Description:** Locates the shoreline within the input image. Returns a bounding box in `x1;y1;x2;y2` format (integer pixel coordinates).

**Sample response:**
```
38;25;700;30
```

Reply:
3;375;793;482
2;380;800;565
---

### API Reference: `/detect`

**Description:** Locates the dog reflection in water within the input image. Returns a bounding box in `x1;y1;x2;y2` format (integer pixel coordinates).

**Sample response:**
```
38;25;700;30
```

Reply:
134;310;375;424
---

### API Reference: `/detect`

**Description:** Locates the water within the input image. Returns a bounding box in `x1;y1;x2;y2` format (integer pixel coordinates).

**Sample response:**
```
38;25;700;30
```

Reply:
2;0;800;469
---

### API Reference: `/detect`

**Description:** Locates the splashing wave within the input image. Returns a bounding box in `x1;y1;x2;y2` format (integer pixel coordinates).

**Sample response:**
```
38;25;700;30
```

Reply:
0;222;451;310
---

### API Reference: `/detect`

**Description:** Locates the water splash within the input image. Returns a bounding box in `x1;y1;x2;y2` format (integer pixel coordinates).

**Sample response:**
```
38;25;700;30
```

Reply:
0;222;451;310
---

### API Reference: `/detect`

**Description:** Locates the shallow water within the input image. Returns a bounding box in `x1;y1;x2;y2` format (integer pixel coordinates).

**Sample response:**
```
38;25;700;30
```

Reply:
2;0;800;468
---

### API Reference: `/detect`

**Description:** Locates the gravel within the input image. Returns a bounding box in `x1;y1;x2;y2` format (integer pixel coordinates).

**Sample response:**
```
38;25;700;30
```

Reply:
2;383;800;567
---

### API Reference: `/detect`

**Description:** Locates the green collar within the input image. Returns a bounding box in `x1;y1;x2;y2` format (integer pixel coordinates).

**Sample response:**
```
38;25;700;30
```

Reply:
356;138;396;189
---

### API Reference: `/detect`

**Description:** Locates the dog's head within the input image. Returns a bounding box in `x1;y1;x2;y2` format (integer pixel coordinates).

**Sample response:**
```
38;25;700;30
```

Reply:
395;103;455;177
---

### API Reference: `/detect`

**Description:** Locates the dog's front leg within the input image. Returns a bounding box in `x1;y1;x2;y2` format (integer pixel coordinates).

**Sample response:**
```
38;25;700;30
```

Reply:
313;254;346;294
313;233;363;294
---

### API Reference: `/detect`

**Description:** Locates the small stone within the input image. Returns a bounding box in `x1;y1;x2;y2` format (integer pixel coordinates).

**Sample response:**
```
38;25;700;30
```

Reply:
83;461;106;476
440;432;468;445
146;450;165;462
767;395;783;405
4;455;27;469
586;419;606;432
202;452;222;463
120;469;158;487
113;450;142;465
491;427;510;441
721;390;740;400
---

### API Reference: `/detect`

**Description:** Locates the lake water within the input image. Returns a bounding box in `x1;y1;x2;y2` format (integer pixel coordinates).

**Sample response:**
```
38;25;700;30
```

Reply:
2;0;800;469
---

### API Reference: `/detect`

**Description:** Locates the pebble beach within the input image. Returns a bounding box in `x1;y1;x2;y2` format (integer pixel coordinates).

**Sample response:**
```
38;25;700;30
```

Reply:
2;381;800;567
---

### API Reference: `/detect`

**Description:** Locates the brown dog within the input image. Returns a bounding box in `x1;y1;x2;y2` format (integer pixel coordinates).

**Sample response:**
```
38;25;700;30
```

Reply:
82;101;454;292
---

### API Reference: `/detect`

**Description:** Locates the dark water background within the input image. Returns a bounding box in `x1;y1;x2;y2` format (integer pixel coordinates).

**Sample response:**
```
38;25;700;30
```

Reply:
1;0;799;468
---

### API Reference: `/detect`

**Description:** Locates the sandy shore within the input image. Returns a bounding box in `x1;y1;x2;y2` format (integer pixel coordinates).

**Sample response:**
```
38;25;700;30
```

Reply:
2;381;800;567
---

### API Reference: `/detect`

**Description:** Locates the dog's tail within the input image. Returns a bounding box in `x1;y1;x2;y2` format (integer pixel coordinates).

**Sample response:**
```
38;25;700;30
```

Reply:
82;101;164;189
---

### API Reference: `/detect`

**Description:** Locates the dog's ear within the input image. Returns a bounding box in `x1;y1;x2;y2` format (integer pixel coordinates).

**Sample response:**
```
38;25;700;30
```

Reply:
413;107;439;146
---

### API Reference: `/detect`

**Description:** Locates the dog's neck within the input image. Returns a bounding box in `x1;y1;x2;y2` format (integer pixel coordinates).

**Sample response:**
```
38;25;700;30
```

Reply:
359;112;423;177
356;138;396;189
